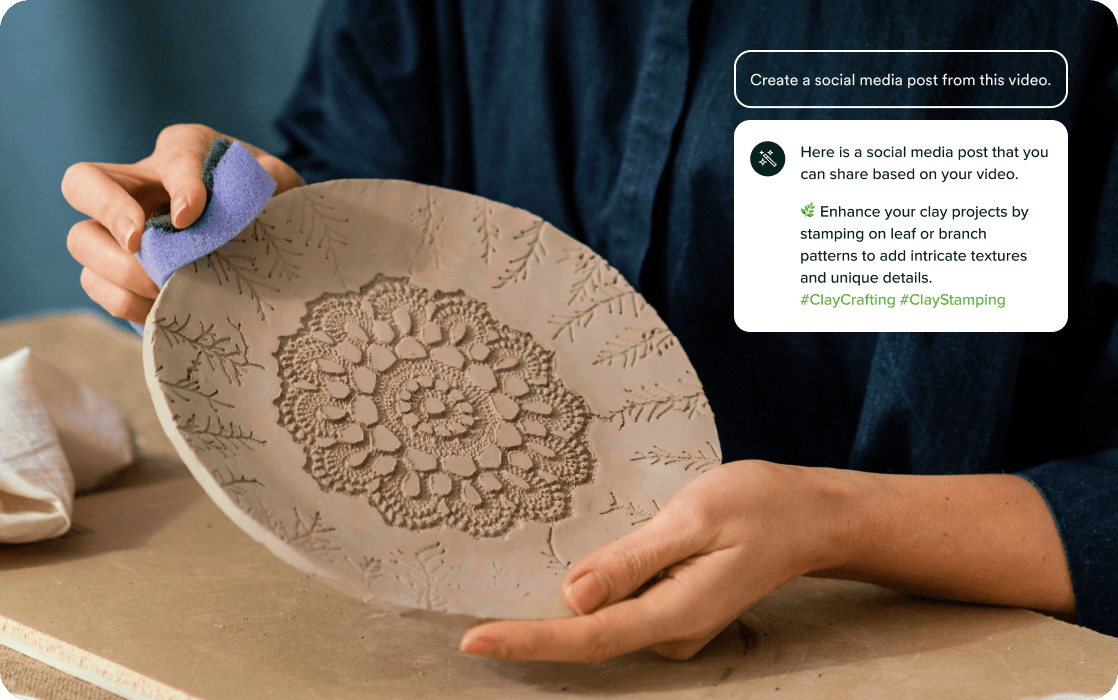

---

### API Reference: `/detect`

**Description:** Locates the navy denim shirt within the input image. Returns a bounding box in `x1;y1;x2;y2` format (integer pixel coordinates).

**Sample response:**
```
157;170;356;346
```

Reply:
276;0;1118;635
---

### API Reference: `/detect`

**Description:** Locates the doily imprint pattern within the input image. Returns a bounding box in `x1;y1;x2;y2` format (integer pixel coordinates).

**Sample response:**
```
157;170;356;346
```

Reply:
274;276;596;538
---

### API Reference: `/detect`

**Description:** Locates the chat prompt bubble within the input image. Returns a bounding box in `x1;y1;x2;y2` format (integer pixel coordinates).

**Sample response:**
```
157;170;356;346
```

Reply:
734;120;1068;332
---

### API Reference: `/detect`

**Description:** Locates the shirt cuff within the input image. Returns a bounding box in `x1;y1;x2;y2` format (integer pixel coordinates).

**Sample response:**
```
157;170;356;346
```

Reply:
1017;448;1118;637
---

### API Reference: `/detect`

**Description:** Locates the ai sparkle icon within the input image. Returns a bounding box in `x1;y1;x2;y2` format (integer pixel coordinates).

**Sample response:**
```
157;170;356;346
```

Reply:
751;141;785;176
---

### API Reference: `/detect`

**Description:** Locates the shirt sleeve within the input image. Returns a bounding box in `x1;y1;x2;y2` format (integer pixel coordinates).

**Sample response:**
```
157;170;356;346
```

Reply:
1018;11;1118;637
1019;452;1118;636
273;0;465;186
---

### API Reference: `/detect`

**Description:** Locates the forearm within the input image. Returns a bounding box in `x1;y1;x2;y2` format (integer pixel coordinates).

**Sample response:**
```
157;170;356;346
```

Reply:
811;468;1075;619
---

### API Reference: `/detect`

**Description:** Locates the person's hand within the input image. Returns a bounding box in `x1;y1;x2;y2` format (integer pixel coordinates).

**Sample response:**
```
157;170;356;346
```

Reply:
62;124;305;324
459;460;854;662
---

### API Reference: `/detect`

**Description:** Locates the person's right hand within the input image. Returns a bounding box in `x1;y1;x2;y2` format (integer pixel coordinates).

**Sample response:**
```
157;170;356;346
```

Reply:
62;123;305;324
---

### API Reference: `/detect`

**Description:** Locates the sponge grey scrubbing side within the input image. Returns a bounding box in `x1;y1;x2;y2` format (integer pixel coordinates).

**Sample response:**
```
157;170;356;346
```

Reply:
144;137;233;234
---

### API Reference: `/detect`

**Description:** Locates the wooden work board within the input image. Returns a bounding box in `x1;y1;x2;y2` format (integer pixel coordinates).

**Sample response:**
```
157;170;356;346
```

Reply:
0;313;1115;700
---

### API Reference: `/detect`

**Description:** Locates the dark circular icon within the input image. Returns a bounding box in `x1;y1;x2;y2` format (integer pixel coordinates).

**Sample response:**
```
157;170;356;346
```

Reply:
751;141;785;176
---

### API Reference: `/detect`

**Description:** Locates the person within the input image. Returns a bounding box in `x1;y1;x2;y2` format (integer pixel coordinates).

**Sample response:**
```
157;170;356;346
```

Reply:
62;0;1118;662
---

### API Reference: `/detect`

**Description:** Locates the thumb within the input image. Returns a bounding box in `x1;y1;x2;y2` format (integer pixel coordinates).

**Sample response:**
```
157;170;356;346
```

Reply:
149;124;217;230
562;504;709;615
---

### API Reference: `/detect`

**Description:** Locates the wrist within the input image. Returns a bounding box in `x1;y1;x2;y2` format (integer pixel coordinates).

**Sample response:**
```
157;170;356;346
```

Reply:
795;464;868;574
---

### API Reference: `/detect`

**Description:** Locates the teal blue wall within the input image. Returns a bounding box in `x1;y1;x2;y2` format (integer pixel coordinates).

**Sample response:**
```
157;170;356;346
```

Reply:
0;0;325;324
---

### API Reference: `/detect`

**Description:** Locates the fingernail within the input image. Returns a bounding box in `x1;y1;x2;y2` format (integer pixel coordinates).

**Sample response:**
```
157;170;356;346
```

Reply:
566;571;607;615
460;634;501;656
171;197;188;227
116;215;138;250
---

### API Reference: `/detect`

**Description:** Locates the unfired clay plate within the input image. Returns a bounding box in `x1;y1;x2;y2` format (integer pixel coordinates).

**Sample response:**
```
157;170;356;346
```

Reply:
143;180;720;618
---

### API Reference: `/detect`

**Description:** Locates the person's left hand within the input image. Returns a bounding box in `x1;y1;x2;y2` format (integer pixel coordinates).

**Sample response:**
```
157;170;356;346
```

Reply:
459;460;854;662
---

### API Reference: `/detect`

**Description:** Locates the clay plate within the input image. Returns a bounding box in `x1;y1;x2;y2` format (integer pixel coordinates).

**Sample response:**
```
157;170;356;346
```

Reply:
143;180;720;618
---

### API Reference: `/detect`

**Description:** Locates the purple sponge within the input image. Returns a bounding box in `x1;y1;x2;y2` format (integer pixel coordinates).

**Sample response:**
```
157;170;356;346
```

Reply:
131;139;276;333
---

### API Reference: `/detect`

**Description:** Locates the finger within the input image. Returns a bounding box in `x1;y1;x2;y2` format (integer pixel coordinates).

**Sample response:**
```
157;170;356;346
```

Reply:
650;627;724;661
239;146;305;195
68;220;159;299
561;503;711;615
80;268;153;324
61;162;149;252
461;561;727;663
151;123;235;228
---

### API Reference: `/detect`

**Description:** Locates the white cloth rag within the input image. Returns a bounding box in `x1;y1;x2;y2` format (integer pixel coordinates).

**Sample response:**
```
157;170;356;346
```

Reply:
0;348;136;543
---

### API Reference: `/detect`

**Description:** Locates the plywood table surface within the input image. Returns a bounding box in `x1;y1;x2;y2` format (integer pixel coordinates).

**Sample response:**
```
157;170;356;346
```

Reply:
0;313;1115;700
